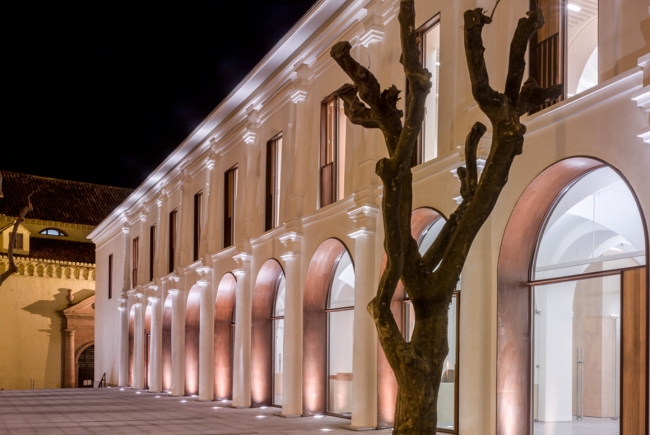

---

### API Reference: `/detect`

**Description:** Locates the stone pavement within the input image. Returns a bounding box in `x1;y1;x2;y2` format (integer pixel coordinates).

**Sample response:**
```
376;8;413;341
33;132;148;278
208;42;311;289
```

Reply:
0;388;392;435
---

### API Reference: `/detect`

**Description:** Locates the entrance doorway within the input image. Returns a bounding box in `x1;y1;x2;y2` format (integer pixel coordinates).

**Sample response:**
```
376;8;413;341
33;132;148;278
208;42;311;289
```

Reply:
78;345;94;388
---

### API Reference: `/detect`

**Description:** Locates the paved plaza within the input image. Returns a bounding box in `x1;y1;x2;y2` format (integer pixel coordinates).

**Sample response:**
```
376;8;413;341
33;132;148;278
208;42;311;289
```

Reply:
0;388;392;435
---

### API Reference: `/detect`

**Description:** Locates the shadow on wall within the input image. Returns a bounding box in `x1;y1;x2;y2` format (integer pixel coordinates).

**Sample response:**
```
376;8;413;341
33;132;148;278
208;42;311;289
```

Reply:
21;288;94;386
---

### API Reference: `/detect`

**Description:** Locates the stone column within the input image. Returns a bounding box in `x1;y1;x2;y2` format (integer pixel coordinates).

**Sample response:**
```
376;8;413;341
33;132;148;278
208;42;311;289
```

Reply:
169;285;186;396
148;295;163;393
119;297;129;387
279;232;303;417
155;194;169;278
348;206;379;429
132;294;145;389
178;172;193;267
197;267;215;401
204;149;222;254
122;223;132;291
61;329;75;388
232;252;252;407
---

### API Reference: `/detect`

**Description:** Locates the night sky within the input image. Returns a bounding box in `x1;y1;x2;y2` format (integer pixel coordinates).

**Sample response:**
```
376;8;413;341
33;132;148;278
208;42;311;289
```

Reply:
4;1;318;189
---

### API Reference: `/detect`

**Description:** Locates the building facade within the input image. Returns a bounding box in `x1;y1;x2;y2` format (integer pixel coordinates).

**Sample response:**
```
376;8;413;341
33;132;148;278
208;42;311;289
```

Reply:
89;0;650;434
0;172;131;389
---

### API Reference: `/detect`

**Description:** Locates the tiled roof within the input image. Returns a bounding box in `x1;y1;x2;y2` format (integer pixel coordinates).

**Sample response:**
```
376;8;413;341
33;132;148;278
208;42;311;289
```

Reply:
17;237;96;264
0;171;132;226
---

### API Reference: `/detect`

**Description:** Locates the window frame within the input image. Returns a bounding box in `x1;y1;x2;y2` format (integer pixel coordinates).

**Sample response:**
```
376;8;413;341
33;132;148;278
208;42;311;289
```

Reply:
193;190;203;261
149;224;156;282
223;165;238;248
319;93;346;208
265;133;282;232
108;254;113;300
132;237;139;288
39;228;67;237
168;210;177;274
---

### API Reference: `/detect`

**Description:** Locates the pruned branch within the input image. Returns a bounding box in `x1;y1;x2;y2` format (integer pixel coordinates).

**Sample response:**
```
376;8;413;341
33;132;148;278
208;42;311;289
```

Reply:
516;77;564;115
335;83;382;129
0;195;33;287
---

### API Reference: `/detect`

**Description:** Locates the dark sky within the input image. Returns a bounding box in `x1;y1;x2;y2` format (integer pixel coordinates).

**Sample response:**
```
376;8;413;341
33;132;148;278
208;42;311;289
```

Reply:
4;1;318;189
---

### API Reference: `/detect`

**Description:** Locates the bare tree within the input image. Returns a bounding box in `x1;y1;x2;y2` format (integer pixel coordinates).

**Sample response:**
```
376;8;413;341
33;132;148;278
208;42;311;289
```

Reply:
330;1;562;433
0;196;33;287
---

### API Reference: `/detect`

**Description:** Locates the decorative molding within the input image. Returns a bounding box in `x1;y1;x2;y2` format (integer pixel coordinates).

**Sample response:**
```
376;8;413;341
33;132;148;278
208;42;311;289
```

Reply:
359;0;385;47
0;255;95;281
348;205;379;238
632;85;650;113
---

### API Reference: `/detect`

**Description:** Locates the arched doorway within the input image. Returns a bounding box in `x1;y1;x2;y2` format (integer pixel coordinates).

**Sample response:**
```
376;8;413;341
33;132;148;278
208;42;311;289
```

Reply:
144;301;152;390
377;208;458;431
302;238;354;416
214;273;236;400
77;344;94;388
250;259;285;407
128;305;135;387
497;158;648;435
185;285;201;396
161;295;173;392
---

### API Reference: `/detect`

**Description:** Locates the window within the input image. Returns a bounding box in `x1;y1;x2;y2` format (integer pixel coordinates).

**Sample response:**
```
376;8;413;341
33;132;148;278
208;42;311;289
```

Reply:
149;224;156;282
530;167;646;435
132;237;139;288
414;16;441;165
39;228;66;236
224;166;237;248
13;233;24;250
529;0;599;111
168;210;177;273
193;191;202;261
108;254;113;299
403;215;459;432
265;133;282;231
327;250;355;417
271;274;286;406
320;93;346;207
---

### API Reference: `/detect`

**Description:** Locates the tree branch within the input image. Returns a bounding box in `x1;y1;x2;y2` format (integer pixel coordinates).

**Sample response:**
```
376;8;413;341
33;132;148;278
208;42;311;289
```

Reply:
516;77;564;115
0;196;33;287
335;83;382;129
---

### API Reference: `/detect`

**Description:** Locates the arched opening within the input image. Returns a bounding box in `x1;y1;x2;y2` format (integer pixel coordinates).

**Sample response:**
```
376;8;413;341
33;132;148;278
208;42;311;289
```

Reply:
250;259;285;407
185;284;202;396
144;301;152;390
302;238;354;416
497;158;648;435
77;344;94;388
162;295;173;392
377;208;458;431
128;305;135;387
214;273;236;400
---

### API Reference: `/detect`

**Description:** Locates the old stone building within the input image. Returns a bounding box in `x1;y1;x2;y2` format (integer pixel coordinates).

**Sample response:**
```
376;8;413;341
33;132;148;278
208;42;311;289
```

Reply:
0;171;131;389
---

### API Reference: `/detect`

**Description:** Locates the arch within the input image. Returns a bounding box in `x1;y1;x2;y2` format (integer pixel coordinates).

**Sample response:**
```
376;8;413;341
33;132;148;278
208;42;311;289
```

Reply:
376;207;446;428
144;300;152;390
128;305;136;387
214;272;237;400
184;284;202;396
302;238;351;415
496;157;649;434
162;295;173;391
250;259;284;407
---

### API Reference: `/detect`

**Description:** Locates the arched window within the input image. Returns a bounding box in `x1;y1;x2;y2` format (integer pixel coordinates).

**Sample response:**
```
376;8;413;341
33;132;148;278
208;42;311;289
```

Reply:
40;228;66;236
272;274;286;405
403;211;458;431
531;166;646;435
327;249;355;417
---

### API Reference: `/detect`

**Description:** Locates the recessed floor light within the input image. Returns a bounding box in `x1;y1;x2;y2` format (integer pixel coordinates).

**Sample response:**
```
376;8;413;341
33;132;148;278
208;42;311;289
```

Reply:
260;406;268;409
221;399;229;403
155;396;161;398
119;388;125;391
313;415;324;419
135;392;141;394
212;406;221;409
256;415;266;419
320;429;333;432
180;400;187;403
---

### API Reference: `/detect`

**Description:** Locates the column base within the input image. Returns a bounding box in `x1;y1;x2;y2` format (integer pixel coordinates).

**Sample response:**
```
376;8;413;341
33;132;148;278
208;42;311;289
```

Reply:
340;425;376;431
229;405;251;409
274;413;302;418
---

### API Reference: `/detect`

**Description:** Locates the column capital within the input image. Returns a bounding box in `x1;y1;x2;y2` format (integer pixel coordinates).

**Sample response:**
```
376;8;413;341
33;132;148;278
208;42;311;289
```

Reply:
148;296;161;303
280;231;303;258
348;205;379;238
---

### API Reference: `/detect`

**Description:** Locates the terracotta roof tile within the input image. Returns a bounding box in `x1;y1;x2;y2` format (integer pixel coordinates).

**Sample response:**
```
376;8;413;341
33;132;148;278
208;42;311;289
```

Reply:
0;171;132;226
18;237;96;264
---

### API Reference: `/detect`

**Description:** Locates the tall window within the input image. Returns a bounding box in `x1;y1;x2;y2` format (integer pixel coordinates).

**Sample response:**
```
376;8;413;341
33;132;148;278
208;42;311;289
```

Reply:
414;16;441;165
224;166;238;248
530;167;646;435
327;250;355;417
529;0;599;111
193;191;202;261
132;237;139;288
149;224;156;282
168;210;177;273
320;93;346;207
265;133;282;231
271;274;286;406
108;254;113;299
